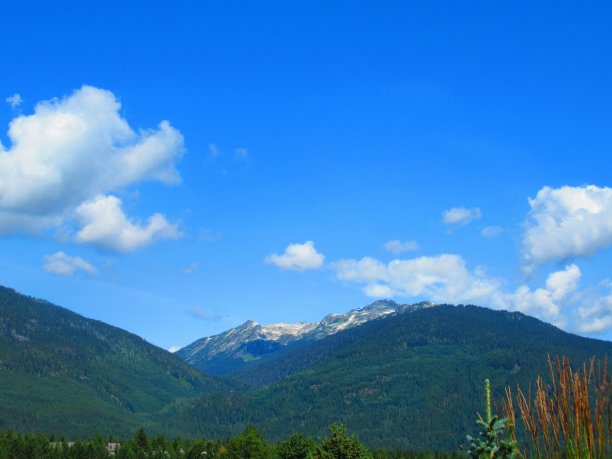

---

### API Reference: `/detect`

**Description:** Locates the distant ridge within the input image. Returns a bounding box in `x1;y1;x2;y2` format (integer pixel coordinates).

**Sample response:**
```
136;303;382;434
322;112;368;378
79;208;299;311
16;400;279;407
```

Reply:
177;299;435;374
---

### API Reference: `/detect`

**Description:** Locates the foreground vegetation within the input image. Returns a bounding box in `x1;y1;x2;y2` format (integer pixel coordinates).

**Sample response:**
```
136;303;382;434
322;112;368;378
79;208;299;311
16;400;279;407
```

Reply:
0;355;609;458
0;424;463;459
503;355;611;458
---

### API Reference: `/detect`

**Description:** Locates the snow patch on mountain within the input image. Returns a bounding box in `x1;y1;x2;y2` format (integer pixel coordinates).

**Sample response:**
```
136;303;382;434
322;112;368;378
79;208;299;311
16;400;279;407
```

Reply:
177;299;436;366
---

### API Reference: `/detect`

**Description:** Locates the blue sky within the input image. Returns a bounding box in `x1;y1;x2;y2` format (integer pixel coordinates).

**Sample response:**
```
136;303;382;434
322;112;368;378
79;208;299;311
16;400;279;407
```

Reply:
1;1;611;349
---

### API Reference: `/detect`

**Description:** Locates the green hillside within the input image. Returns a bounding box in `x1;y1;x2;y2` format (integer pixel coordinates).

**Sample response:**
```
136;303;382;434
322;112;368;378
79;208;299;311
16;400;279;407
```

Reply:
0;286;237;438
171;305;612;451
1;284;609;452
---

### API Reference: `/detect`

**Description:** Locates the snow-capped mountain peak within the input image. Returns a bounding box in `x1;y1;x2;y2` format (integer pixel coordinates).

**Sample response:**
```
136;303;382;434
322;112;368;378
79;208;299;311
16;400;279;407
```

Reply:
177;300;436;368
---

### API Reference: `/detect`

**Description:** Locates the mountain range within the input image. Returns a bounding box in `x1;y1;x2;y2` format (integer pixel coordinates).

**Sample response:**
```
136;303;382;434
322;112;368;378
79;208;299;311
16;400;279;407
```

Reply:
177;299;434;375
1;284;610;451
171;303;611;449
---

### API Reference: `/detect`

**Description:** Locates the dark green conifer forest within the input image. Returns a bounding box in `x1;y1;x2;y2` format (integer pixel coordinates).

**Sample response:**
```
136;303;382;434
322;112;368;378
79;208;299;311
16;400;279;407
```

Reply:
1;286;610;456
0;425;465;459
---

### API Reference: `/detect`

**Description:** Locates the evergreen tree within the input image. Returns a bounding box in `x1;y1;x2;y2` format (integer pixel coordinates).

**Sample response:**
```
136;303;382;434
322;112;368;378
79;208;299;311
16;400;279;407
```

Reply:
319;424;372;459
225;425;269;459
134;427;149;450
277;433;317;459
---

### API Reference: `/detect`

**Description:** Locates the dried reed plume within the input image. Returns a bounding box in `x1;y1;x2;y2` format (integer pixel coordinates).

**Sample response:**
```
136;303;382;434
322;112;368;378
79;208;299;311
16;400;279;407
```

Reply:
502;355;610;459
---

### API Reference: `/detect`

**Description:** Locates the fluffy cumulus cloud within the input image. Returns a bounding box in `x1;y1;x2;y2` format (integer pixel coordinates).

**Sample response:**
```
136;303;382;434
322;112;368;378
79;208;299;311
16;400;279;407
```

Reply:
0;85;184;251
43;251;98;277
325;185;612;335
522;185;612;273
575;285;612;334
507;264;582;319
383;239;419;254
265;241;325;271
332;254;594;325
332;254;502;305
75;195;180;253
442;207;482;225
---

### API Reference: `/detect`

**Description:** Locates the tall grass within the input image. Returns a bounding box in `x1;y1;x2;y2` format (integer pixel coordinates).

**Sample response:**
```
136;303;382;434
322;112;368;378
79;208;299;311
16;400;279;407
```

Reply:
502;355;610;458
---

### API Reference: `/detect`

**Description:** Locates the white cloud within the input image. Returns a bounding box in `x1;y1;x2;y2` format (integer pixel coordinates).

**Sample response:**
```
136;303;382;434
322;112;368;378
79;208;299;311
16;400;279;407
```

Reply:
0;86;183;250
235;147;248;159
75;195;180;253
442;207;482;225
573;280;612;334
576;297;612;334
522;185;612;273
363;283;395;298
43;251;98;277
383;239;419;254
505;265;581;318
209;143;220;158
481;226;503;239
332;254;588;323
5;93;22;109
168;345;181;353
265;241;325;271
333;256;389;284
333;254;501;305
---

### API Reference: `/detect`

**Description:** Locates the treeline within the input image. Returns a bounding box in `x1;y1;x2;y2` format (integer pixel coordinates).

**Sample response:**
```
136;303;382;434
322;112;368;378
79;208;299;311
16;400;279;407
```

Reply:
0;424;465;459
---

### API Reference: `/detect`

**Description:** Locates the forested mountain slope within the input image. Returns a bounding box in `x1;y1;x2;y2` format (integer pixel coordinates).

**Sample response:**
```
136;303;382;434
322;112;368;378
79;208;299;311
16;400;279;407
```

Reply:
0;286;236;437
1;284;609;451
177;300;434;375
172;305;612;451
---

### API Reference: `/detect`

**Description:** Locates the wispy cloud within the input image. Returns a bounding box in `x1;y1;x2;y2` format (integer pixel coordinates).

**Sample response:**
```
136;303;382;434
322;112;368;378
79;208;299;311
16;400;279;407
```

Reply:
198;228;222;244
185;306;223;322
182;261;198;275
383;239;419;254
481;226;503;239
442;207;482;226
5;93;22;109
209;143;220;158
235;147;249;160
43;251;98;277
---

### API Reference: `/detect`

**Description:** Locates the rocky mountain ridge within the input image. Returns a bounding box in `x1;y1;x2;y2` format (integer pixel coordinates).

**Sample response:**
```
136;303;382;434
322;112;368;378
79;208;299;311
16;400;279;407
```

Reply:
177;299;434;373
